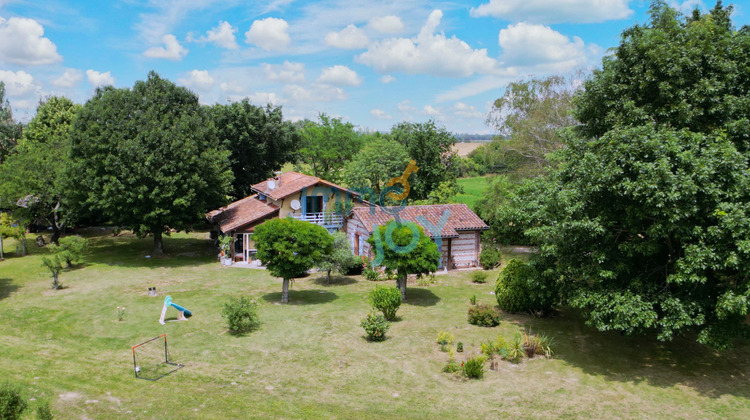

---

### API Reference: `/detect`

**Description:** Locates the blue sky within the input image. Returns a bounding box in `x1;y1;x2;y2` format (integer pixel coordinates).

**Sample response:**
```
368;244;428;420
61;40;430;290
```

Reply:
0;0;747;134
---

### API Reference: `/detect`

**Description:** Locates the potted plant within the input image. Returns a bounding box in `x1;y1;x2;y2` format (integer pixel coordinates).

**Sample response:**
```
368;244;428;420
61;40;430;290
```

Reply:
218;235;233;265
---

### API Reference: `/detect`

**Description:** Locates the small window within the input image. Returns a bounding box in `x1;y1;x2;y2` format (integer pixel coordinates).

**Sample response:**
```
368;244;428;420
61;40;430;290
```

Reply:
258;193;266;201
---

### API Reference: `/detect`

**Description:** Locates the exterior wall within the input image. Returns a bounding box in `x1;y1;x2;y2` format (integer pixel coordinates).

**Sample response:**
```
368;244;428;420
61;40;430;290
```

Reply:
451;230;480;267
346;215;372;258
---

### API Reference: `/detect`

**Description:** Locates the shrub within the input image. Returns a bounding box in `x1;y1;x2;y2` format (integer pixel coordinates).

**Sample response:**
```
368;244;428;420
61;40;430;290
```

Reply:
221;296;260;334
456;342;464;352
502;333;524;363
471;271;488;283
479;247;502;269
467;304;500;327
369;286;402;321
462;356;486;379
361;312;390;341
53;236;89;267
524;331;554;358
469;295;477;305
36;401;53;420
416;273;436;286
480;336;507;358
436;330;454;345
0;382;27;420
442;361;461;373
495;259;555;313
440;344;449;352
363;265;381;281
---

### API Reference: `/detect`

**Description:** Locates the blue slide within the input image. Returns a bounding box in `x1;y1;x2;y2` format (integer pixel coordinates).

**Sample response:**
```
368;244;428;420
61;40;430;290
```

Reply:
164;295;192;318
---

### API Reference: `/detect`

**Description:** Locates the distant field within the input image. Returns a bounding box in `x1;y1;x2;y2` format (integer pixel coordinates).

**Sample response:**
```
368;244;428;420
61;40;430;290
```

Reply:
453;142;489;157
455;176;490;209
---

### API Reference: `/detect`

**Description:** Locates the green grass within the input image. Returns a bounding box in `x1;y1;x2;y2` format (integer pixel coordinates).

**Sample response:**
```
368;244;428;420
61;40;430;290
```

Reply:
1;230;749;419
455;176;490;209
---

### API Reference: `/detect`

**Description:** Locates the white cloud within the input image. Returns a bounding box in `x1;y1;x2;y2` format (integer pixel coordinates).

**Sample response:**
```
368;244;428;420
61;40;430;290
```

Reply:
357;10;497;77
436;75;514;102
324;24;369;49
0;16;62;65
263;61;305;83
317;65;362;87
370;109;392;120
423;104;443;119
451;102;482;119
369;15;404;34
51;69;83;88
0;69;39;96
498;22;588;72
397;100;415;113
86;70;115;87
381;75;396;84
246;91;281;105
178;70;215;89
283;83;347;102
245;17;290;51
143;34;188;60
220;80;245;94
669;0;706;13
192;21;239;49
470;0;632;23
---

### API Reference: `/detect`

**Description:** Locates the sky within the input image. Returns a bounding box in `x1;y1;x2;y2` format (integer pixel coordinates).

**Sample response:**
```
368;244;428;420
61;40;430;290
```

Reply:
0;0;748;135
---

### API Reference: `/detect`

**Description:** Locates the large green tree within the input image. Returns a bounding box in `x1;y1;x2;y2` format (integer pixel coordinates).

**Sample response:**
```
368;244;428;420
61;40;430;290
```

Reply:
519;1;750;349
368;221;440;300
0;96;79;244
209;100;299;199
342;135;410;202
390;121;458;201
0;82;23;163
297;114;362;183
254;218;334;303
69;72;232;255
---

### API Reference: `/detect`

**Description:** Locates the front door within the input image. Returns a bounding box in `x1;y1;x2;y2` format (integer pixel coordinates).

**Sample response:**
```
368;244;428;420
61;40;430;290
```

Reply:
354;233;360;255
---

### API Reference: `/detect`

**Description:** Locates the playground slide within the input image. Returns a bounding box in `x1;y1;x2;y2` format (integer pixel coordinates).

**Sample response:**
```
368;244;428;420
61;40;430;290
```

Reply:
159;296;192;324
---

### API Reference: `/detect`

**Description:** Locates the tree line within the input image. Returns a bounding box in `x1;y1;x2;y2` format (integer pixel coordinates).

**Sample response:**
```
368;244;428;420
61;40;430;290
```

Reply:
0;72;460;253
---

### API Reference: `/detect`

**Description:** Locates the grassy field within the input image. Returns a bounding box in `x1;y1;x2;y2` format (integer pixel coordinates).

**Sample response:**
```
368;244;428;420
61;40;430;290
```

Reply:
1;230;749;419
455;176;490;209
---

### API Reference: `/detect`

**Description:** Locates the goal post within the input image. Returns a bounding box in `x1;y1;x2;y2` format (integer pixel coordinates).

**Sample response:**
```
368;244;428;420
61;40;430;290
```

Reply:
132;333;183;381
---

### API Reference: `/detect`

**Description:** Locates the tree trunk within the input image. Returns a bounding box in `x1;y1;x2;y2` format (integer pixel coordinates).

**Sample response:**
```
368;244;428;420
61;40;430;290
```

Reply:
52;272;59;290
282;278;290;303
327;269;332;284
51;226;61;246
0;235;4;260
398;277;407;301
153;230;164;256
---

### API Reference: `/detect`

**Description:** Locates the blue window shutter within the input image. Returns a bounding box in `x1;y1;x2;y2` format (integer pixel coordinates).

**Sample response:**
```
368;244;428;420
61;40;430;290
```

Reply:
301;188;307;214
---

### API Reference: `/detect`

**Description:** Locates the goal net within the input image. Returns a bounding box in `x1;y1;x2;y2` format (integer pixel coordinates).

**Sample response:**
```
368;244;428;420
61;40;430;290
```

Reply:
132;334;183;381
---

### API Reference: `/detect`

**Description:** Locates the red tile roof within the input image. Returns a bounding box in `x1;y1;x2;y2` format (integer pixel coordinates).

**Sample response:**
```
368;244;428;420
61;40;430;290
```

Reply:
351;203;489;238
206;194;279;233
251;171;358;201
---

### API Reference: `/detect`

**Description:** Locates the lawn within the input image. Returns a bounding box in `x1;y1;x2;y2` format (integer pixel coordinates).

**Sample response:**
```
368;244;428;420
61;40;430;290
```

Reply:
455;176;490;209
1;230;749;419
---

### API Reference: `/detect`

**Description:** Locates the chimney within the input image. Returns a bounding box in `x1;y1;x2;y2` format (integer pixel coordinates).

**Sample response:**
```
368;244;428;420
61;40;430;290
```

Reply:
273;171;282;187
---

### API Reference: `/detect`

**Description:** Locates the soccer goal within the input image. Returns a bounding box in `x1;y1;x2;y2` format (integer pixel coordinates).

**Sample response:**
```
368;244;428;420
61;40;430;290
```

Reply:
132;334;183;381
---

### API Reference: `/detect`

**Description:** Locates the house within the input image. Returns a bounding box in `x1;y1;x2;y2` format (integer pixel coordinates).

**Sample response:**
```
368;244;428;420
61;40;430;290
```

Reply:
345;203;489;269
206;171;368;263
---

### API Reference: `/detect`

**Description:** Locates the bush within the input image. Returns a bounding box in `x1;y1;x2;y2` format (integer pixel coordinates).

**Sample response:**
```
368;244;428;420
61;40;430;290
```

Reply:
36;401;53;420
361;312;390;341
51;236;89;267
0;382;27;420
462;356;486;379
479;247;502;269
469;295;477;305
436;330;454;345
221;296;260;334
363;265;381;281
456;342;464;352
471;271;488;283
467;304;500;327
442;361;460;373
495;259;555;313
480;335;507;358
502;333;525;363
369;286;401;321
524;331;554;358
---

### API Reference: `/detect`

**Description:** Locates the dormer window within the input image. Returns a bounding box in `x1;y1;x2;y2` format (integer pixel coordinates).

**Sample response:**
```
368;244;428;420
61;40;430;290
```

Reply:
258;193;266;201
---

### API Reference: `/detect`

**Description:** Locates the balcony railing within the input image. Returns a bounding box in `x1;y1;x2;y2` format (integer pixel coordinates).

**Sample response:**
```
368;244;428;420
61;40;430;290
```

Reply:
292;212;344;227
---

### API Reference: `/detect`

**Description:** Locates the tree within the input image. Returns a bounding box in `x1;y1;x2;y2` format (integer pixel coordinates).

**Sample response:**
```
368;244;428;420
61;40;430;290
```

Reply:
0;82;23;163
0;96;79;244
390;121;458;201
519;2;750;349
486;74;579;177
209;100;300;199
254;218;334;303
69;72;232;255
342;135;410;202
367;221;440;300
298;114;362;183
316;231;358;283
